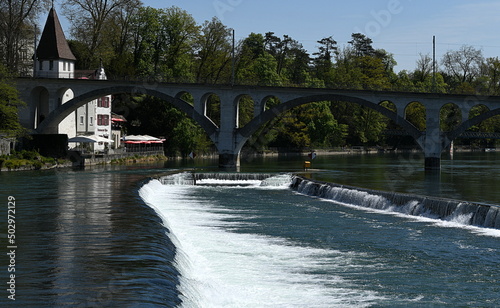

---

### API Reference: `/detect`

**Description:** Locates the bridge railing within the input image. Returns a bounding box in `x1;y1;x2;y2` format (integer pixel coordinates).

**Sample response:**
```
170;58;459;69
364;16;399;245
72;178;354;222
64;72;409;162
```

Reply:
383;129;500;139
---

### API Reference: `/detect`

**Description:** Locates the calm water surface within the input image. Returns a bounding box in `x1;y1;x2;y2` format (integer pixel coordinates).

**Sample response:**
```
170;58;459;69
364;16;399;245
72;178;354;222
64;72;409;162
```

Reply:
0;153;499;307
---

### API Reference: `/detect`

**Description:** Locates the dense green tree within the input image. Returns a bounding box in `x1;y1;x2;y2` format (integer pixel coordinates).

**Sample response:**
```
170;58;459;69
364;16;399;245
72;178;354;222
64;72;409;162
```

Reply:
121;95;212;156
393;70;416;92
348;33;375;57
170;117;213;156
237;51;281;85
131;6;198;80
264;32;291;76
237;96;254;127
236;32;313;86
479;57;500;95
0;65;26;137
405;102;426;131
440;103;462;132
329;101;389;145
205;95;221;127
104;0;142;77
236;33;279;85
313;36;337;84
194;17;232;83
299;102;347;147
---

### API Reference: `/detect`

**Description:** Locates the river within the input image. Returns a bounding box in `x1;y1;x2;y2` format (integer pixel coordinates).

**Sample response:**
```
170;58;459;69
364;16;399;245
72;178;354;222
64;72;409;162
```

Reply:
1;152;499;307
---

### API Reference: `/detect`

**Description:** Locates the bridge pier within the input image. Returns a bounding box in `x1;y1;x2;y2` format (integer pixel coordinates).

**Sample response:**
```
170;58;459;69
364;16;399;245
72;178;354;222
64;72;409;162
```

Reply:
219;153;240;170
424;156;441;170
422;108;444;171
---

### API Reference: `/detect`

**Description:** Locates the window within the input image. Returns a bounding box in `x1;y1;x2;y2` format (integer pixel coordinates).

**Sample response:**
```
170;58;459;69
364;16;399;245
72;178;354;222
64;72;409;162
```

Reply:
39;61;43;71
63;61;66;71
49;60;54;70
89;116;93;126
79;115;84;125
97;115;109;126
97;97;110;108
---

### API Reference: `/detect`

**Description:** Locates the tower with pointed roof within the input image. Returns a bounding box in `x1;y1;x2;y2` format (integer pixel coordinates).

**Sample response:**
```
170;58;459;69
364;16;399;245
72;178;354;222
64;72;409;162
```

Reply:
34;6;114;151
35;7;76;78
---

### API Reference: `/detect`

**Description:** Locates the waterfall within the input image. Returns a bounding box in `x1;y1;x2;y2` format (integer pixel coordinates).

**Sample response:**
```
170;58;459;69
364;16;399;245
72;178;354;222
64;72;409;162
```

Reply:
291;176;500;230
159;172;292;187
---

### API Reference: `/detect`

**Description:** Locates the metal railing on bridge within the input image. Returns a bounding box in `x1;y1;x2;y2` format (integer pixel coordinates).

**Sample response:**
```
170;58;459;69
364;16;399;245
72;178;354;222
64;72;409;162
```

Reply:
383;130;500;139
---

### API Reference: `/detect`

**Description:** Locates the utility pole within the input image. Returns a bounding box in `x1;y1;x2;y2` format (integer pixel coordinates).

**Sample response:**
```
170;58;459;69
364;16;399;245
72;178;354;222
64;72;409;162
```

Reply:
432;36;436;92
231;29;235;86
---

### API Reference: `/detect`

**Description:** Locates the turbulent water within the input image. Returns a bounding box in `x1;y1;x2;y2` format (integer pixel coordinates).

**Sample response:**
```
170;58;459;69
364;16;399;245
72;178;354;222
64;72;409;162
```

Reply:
1;154;500;307
139;172;500;307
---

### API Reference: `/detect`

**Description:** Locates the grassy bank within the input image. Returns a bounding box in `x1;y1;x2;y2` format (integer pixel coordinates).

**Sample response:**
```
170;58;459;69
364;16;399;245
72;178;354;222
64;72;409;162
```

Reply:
0;150;68;171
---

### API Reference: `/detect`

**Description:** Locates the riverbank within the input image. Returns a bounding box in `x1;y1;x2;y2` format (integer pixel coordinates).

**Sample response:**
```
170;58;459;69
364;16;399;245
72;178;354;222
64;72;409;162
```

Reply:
0;150;167;171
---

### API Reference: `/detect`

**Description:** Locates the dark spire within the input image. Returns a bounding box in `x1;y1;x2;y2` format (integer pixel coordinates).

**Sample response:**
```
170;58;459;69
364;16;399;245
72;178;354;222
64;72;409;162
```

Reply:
36;7;76;61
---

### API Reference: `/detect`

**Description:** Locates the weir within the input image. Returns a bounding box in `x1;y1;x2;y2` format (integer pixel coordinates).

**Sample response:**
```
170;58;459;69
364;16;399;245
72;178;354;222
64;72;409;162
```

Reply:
159;172;288;186
158;172;500;229
291;176;500;230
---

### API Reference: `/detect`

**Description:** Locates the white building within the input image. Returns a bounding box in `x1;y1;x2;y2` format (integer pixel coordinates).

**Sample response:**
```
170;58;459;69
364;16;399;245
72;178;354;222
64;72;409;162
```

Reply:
35;7;113;152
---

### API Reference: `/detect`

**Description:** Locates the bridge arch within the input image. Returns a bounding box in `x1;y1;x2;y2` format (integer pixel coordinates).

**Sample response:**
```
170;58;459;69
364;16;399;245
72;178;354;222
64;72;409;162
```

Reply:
440;102;462;132
201;92;221;128
379;100;397;112
174;91;195;105
236;94;254;128
30;86;50;128
404;101;426;131
36;85;218;139
467;104;492;124
448;107;500;141
237;93;422;150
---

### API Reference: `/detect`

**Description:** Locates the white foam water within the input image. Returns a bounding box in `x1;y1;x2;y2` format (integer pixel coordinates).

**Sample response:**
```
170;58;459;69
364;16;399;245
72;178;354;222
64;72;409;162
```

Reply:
139;178;384;307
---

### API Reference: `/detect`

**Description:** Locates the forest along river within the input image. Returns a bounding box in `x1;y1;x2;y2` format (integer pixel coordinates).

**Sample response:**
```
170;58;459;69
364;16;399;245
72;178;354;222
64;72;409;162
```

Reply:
1;152;500;307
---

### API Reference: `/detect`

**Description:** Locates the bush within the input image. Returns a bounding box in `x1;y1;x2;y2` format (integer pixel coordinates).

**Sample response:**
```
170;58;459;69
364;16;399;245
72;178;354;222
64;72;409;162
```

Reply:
32;161;43;170
4;160;20;170
19;150;40;160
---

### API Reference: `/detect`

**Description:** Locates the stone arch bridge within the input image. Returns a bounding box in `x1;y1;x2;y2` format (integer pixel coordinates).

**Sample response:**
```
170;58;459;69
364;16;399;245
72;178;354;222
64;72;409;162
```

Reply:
16;78;500;169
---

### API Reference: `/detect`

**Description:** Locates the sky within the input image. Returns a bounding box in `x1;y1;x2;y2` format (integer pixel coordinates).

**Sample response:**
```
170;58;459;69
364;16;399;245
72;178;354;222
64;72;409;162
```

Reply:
52;0;500;72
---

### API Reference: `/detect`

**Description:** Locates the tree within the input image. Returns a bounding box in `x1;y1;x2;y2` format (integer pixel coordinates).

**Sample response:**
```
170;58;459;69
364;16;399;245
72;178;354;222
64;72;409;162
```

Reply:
62;0;140;69
348;33;375;57
313;36;337;83
124;95;212;156
480;57;500;95
440;103;461;132
0;64;26;137
104;0;142;77
236;33;281;85
194;17;232;83
0;0;50;74
329;101;388;145
413;53;433;83
299;102;346;147
286;44;312;86
331;34;394;90
131;6;199;80
405;102;426;131
441;45;483;90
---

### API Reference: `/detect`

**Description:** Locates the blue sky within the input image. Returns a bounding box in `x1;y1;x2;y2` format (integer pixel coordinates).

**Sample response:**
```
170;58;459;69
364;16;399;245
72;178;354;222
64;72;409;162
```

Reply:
53;0;500;72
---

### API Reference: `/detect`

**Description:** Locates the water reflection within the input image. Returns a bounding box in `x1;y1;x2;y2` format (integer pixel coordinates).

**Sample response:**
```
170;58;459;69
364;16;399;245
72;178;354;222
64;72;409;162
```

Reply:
0;168;180;307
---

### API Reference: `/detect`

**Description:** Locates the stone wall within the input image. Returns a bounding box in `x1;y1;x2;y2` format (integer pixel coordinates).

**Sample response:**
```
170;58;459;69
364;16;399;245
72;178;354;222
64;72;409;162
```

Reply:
0;138;12;155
